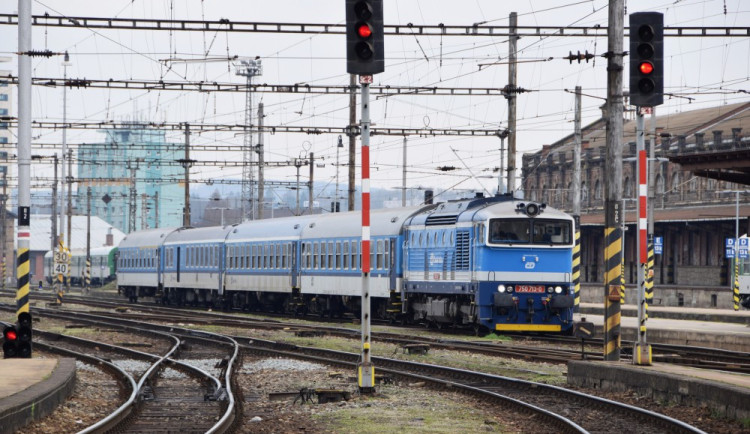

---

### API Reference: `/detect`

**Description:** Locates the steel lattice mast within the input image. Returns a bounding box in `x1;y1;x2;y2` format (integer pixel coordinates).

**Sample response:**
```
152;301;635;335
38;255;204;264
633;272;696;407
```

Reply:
235;59;262;221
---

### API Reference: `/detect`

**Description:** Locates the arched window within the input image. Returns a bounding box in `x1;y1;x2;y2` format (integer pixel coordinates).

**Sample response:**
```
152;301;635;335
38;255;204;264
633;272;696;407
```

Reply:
624;176;632;198
656;174;665;195
594;180;602;201
688;176;697;192
671;171;680;192
581;182;589;205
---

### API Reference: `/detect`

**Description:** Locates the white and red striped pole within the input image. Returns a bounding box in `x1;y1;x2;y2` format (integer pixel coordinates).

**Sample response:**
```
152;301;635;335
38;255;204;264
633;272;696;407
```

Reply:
638;149;648;265
634;108;652;365
358;74;375;391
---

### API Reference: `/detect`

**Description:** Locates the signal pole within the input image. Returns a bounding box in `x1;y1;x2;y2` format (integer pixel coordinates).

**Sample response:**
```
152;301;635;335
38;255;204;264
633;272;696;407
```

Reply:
603;0;625;362
359;74;374;392
573;86;582;310
16;0;32;327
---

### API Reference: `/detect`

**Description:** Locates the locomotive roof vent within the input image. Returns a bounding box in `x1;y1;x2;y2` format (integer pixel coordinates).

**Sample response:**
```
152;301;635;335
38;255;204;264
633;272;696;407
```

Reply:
516;202;546;217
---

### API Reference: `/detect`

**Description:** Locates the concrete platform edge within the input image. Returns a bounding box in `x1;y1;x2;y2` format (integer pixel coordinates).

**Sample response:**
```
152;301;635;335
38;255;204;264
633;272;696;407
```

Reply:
0;358;77;433
567;360;750;421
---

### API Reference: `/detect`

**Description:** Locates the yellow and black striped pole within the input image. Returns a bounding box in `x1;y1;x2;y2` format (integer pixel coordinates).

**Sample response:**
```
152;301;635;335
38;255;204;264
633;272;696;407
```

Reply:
85;256;91;294
603;201;622;361
572;216;581;311
16;232;30;316
56;238;65;305
645;241;655;319
620;255;626;304
734;257;740;311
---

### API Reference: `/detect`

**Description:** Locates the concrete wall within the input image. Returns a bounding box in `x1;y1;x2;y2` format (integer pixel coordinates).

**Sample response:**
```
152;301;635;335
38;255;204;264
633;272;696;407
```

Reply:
580;284;734;309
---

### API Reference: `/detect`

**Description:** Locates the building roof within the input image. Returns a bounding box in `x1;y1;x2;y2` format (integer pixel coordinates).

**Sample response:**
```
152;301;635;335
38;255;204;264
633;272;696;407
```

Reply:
16;215;126;252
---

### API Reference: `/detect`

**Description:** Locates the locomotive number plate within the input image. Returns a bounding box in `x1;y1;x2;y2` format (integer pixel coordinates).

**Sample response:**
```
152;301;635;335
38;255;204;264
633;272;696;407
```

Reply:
516;285;544;293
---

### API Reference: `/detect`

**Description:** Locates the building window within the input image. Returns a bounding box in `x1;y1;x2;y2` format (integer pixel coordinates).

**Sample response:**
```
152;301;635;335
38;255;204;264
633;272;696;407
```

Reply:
0;94;8;101
0;108;7;115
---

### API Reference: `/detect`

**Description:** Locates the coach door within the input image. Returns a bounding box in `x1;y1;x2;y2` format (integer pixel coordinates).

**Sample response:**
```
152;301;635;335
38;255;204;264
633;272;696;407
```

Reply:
388;238;397;290
290;243;299;289
176;247;181;283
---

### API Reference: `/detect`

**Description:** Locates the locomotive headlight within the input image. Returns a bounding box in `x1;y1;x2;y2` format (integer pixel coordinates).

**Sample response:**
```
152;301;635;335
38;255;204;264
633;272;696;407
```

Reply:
507;286;514;293
546;286;554;293
554;286;563;294
498;284;506;293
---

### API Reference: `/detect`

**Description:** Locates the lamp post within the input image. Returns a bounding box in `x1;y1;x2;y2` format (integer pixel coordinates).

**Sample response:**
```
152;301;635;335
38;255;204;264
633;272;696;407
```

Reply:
208;207;230;226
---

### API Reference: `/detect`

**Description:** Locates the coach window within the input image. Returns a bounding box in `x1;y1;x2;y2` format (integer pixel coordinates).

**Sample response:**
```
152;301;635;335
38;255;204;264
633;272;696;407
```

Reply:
376;240;384;269
261;244;267;269
342;242;350;270
335;241;341;269
320;243;326;269
244;245;250;269
327;242;334;270
371;242;376;269
312;243;319;269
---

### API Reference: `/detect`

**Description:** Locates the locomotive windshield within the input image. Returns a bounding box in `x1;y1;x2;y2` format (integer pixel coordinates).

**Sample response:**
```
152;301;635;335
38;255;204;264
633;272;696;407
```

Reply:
488;218;572;245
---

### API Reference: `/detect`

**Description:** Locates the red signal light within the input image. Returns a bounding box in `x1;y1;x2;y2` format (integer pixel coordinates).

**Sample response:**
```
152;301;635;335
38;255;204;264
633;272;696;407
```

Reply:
357;23;372;38
4;329;17;341
639;61;654;75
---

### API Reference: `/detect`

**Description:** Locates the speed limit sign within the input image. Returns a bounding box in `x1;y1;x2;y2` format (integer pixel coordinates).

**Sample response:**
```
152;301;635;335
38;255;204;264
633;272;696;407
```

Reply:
54;262;68;275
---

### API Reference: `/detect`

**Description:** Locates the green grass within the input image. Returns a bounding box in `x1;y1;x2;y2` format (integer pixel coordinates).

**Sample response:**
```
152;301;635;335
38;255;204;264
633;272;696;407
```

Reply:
313;384;508;433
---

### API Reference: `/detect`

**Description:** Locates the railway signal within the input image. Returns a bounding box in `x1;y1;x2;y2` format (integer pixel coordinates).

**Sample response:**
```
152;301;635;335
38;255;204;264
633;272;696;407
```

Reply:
345;0;384;75
2;324;18;358
3;312;32;358
629;12;664;107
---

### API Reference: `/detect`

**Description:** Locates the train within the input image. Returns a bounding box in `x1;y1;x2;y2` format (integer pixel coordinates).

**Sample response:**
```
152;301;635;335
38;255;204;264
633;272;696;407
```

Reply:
117;194;577;333
44;246;118;286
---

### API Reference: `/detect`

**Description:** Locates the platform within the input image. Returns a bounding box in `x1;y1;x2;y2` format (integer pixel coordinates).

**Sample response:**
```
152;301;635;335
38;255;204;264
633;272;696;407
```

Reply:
0;358;76;433
568;360;750;422
577;303;750;351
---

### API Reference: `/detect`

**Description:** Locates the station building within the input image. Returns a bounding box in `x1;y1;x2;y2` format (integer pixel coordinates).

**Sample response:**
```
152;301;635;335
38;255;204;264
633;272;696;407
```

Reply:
521;101;750;306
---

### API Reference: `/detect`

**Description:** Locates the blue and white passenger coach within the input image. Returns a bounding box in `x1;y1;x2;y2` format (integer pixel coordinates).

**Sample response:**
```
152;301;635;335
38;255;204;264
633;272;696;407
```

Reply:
402;195;575;333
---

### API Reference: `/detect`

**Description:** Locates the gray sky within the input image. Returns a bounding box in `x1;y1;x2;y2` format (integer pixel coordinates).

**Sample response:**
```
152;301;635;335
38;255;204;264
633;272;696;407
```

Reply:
1;0;748;198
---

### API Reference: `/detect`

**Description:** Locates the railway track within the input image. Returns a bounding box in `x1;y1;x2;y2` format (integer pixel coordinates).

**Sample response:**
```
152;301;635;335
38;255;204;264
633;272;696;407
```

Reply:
3;290;748;374
239;336;706;433
2;306;240;433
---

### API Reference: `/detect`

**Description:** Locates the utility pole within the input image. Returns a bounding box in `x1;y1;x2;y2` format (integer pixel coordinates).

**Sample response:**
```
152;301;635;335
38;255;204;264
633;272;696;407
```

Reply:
141;193;148;229
308;152;314;214
153;191;159;228
257;103;265;219
66;149;72;249
348;74;357;211
17;0;32;319
60;52;70;254
402;136;407;206
573;86;582;310
85;187;91;294
295;158;303;216
179;123;194;227
1;171;7;289
336;135;343;212
126;158;141;233
506;11;518;195
603;0;625;362
50;155;58;251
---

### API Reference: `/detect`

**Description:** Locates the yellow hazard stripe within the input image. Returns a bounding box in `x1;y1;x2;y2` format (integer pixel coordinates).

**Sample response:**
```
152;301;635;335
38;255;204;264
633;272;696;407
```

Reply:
16;247;30;314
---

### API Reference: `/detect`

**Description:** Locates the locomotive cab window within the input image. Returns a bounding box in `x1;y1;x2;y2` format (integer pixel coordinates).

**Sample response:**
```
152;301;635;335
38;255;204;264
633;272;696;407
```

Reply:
488;218;572;245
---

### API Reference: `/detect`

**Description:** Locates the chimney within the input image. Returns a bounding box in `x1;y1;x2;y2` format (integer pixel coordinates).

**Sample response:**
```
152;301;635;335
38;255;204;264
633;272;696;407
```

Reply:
712;130;723;148
694;132;705;151
106;228;113;247
732;128;742;148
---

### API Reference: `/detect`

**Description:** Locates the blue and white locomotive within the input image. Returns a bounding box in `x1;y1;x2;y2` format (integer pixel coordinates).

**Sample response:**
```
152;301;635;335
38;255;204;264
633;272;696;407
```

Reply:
117;194;576;333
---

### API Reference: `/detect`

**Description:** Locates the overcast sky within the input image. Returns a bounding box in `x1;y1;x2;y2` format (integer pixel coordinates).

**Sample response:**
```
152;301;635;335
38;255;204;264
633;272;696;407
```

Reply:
1;0;748;200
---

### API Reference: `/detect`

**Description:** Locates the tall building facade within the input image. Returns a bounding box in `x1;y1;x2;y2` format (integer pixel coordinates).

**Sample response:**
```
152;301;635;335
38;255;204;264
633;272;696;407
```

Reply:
77;124;184;233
